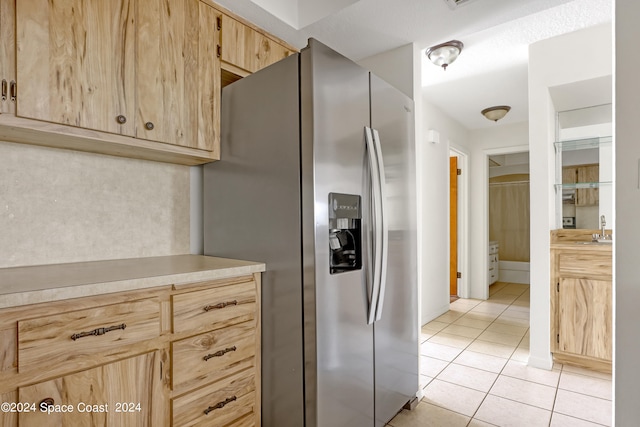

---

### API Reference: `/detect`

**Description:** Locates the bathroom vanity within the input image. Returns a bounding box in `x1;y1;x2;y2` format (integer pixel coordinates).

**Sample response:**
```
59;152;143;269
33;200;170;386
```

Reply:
550;230;612;373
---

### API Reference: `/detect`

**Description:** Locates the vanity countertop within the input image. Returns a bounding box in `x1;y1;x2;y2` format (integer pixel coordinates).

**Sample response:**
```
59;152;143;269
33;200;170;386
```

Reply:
0;255;265;309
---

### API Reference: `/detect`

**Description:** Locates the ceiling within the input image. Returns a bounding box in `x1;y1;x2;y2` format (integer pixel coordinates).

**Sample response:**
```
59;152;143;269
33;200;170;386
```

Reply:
213;0;612;130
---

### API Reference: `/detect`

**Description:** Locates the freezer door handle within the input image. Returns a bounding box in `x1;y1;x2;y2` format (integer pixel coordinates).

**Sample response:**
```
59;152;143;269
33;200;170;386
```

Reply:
371;128;388;321
365;126;387;325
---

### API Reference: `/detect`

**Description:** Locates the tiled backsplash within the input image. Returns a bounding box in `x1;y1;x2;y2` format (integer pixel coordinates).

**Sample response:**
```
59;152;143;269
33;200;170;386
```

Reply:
0;141;190;268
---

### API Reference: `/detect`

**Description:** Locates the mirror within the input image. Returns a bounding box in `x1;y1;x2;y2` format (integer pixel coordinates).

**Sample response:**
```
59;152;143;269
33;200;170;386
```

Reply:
555;104;612;230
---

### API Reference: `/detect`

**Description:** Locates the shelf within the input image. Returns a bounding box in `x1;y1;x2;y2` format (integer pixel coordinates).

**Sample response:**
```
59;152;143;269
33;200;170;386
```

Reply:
555;181;612;190
554;136;612;152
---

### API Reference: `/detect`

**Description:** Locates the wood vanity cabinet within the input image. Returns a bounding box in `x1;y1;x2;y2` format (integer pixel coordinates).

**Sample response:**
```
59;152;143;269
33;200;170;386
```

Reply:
0;273;261;427
550;244;612;372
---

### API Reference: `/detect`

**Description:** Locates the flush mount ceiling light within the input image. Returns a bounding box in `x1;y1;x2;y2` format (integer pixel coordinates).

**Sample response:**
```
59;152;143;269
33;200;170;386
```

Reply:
425;40;463;70
481;105;511;122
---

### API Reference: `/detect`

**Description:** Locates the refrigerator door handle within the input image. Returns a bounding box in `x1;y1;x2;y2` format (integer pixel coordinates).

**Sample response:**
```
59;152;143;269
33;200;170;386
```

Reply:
365;126;383;325
371;128;389;321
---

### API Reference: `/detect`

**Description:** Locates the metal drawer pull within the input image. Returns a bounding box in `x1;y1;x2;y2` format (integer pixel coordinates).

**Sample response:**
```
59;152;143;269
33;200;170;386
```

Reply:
203;346;237;361
203;300;237;311
204;396;236;415
70;323;127;341
9;80;16;102
1;79;6;101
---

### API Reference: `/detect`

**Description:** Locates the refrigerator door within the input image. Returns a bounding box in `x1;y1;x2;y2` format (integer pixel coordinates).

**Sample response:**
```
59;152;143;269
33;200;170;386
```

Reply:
301;39;375;427
370;74;419;427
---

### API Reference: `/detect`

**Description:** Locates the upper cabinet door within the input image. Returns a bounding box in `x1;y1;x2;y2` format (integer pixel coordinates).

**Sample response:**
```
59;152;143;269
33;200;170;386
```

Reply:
1;0;16;114
136;0;219;152
221;14;293;74
16;0;136;136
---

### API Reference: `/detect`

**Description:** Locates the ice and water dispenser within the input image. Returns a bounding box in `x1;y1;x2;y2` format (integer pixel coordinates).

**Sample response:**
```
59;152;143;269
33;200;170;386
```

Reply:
328;193;362;274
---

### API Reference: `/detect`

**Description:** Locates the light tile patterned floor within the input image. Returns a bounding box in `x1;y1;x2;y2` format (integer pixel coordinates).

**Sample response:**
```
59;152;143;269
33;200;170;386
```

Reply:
388;282;613;427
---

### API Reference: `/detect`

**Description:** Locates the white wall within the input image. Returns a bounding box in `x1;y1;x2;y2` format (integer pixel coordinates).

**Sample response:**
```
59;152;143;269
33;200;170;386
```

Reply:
464;122;529;299
528;23;612;370
419;98;469;323
615;1;640;423
0;140;191;269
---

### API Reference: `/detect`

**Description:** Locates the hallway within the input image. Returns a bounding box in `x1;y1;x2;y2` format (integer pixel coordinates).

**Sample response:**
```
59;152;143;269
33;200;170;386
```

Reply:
389;282;612;426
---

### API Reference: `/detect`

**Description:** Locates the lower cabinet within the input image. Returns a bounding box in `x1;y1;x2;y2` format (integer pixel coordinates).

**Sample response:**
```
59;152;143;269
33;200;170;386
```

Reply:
0;273;261;426
550;245;612;372
18;351;167;427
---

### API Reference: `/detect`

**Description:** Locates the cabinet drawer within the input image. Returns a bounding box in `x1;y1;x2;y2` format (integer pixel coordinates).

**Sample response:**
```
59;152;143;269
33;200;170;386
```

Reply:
172;280;256;334
18;298;159;373
172;368;256;427
172;321;256;392
557;252;612;280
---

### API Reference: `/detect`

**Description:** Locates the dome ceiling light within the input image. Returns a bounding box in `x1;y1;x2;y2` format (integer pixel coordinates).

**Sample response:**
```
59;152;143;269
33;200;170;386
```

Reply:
425;40;464;71
481;106;511;122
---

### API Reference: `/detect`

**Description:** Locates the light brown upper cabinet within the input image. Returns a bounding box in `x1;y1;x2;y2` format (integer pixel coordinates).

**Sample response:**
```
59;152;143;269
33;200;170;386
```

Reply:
14;0;220;156
220;13;294;80
0;0;16;114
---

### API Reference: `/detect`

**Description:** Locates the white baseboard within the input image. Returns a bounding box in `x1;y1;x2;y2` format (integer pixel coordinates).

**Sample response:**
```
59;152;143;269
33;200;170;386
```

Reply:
527;352;554;370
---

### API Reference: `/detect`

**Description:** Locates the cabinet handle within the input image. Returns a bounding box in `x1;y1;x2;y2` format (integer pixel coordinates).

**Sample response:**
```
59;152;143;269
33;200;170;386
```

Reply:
217;45;222;58
9;80;16;102
204;396;236;415
203;346;237;361
145;121;154;130
203;300;237;311
70;323;126;341
39;397;55;407
116;115;127;124
1;79;6;101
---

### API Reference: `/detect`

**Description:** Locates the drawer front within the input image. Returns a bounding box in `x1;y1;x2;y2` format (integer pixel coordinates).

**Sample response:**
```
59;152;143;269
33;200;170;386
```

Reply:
172;321;256;391
173;280;256;334
172;368;256;427
558;252;612;281
18;298;159;373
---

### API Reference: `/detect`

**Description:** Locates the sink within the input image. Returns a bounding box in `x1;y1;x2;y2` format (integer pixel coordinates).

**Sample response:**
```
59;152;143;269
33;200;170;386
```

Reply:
574;241;612;245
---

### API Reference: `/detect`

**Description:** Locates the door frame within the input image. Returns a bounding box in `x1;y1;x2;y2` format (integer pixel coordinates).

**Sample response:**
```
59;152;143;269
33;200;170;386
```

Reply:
483;144;529;299
449;145;469;298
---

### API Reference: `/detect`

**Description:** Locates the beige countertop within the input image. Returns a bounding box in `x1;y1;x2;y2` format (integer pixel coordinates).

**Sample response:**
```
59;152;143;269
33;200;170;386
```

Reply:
0;255;265;309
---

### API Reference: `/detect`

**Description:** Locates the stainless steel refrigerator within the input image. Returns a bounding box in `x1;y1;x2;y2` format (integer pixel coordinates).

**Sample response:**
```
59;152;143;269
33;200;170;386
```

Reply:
203;39;418;427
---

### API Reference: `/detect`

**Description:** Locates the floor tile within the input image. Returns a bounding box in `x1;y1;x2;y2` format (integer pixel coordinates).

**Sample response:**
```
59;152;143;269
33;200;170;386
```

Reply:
436;363;499;392
420;341;464;362
428;332;474;349
468;419;498;427
477;330;524;347
462;311;500;322
452;316;492;330
509;347;529;363
434;311;464;323
420;356;449;378
489;375;556;410
501;359;560;387
561;364;612;381
550;412;605;427
474;394;551;427
493;314;530;327
419;374;434;389
423;321;449;333
554;389;612;426
485;322;528;337
422;379;486;417
441;324;484;339
388;401;470;427
559;372;612;400
452;350;508;374
467;339;516;359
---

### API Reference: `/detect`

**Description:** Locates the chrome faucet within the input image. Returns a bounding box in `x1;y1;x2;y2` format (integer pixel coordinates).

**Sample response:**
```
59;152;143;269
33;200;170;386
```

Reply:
601;215;606;238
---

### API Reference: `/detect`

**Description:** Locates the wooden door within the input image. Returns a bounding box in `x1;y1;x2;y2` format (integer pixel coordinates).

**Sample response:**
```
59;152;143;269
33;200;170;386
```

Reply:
220;14;253;73
557;278;612;360
18;351;167;426
449;157;458;296
0;0;16;114
15;0;135;135
136;0;219;152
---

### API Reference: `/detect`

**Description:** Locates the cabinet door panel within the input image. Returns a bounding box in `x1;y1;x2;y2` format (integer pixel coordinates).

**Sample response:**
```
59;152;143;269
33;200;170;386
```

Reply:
16;0;135;135
136;0;219;151
558;278;612;360
18;351;166;427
